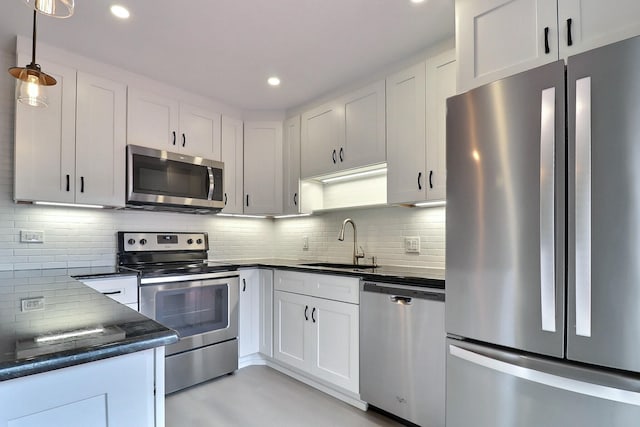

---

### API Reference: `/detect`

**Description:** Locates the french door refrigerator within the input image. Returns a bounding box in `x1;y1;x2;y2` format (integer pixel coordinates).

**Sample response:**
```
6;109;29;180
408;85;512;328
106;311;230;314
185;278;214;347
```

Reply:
446;35;640;427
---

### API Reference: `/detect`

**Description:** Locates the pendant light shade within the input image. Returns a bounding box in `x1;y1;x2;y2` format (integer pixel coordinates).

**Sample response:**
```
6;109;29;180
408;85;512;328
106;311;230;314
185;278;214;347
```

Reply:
9;65;56;107
7;10;57;108
23;0;74;18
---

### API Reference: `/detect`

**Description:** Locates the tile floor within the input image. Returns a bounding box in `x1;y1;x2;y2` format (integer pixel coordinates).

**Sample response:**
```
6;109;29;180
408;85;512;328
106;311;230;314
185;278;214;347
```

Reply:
165;365;404;427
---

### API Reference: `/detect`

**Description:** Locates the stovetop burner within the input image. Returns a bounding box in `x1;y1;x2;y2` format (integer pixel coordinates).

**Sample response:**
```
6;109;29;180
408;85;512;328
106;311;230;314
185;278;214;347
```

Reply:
120;260;235;277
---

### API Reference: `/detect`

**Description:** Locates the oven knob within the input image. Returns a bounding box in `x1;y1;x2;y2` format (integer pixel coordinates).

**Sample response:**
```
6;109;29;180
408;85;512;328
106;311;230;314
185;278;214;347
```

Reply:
127;239;135;245
196;238;203;244
140;238;147;245
187;239;194;245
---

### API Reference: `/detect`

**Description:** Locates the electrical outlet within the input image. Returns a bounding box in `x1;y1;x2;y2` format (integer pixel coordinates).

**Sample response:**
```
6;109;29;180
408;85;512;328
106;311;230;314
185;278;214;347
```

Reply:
303;236;309;250
21;297;45;312
404;236;420;253
20;230;45;243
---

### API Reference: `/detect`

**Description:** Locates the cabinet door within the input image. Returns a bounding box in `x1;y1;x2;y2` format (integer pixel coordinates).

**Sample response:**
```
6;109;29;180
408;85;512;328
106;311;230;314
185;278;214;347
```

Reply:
273;291;310;372
341;80;386;170
243;121;283;215
179;103;221;160
14;58;76;204
283;116;301;214
259;269;274;357
127;88;179;150
300;102;344;178
310;297;359;393
558;0;640;58
221;116;244;214
239;269;260;358
456;0;558;92
386;62;427;204
75;72;127;207
425;51;456;202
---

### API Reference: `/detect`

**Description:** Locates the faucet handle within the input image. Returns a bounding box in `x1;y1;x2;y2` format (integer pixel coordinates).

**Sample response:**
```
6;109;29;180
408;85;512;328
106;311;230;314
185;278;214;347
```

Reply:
356;246;365;259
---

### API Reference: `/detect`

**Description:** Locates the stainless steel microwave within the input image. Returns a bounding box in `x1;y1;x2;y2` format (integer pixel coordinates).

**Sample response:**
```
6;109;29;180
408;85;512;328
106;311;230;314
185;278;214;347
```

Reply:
126;145;224;213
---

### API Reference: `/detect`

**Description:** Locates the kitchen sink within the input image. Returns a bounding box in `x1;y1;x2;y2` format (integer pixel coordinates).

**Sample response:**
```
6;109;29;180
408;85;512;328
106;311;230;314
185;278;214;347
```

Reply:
300;262;377;270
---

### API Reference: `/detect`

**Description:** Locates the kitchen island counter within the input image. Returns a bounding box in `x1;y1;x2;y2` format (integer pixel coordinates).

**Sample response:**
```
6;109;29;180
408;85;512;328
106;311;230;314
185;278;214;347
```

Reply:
219;258;445;289
0;268;178;382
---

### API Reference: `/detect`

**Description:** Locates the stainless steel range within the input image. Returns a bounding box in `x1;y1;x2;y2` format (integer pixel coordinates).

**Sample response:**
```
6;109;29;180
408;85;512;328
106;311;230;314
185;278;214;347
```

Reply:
117;231;239;394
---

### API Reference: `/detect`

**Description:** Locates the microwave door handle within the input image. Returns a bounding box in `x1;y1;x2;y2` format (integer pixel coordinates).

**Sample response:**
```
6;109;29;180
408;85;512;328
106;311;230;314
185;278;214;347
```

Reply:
207;167;215;200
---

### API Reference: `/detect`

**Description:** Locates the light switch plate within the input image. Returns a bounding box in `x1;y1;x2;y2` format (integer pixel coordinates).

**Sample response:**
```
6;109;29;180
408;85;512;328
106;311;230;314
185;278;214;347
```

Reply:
404;236;420;253
302;235;309;250
21;297;45;312
20;230;45;243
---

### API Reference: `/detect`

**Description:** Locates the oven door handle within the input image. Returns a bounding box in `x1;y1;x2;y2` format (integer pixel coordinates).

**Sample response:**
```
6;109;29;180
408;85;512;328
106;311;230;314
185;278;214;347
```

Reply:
140;272;239;285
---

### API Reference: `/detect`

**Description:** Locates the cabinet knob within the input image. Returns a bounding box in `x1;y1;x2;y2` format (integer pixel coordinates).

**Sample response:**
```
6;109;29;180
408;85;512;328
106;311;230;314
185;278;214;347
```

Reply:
139;238;147;245
127;239;135;245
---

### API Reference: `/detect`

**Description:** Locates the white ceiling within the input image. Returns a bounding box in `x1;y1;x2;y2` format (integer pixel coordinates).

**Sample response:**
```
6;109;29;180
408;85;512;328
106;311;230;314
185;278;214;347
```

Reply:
1;0;454;112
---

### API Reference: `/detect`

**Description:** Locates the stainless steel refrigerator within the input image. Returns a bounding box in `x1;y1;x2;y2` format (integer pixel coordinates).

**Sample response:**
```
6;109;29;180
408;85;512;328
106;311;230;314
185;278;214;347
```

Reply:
446;36;640;426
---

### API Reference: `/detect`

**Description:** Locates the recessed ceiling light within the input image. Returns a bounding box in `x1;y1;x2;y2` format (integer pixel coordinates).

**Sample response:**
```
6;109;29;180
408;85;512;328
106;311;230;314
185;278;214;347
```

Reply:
410;0;426;3
267;76;281;87
110;5;130;19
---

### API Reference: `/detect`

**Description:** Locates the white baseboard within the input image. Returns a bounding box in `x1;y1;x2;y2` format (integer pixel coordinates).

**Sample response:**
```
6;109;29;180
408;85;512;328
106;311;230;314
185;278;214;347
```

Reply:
238;353;368;411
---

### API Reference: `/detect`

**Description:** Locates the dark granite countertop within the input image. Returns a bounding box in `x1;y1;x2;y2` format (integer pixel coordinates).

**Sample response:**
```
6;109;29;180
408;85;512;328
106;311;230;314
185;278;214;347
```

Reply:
218;258;445;289
0;269;178;382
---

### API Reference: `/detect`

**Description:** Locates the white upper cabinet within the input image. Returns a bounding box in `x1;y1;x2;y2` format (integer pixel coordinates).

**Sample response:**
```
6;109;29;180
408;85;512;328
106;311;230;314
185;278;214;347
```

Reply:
283;116;302;214
386;62;427;204
178;103;222;160
340;80;386;170
457;0;640;92
14;56;126;207
456;0;557;93
127;89;179;150
300;80;386;179
221;116;244;214
243;121;283;215
557;0;640;58
301;102;343;178
75;72;127;207
127;88;221;159
425;50;457;202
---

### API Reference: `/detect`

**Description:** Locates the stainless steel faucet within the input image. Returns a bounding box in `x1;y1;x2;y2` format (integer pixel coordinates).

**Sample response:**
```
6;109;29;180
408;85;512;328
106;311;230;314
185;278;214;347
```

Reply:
338;218;365;265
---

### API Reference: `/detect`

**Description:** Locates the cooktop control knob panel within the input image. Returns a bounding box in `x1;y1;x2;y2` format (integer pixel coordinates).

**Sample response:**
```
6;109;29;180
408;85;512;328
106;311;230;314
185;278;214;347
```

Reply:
119;232;209;252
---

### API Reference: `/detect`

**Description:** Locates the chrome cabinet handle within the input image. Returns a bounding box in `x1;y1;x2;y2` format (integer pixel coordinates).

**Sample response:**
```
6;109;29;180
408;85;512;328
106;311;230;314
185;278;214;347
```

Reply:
575;77;592;337
390;295;412;305
304;305;309;321
311;307;316;323
540;87;557;333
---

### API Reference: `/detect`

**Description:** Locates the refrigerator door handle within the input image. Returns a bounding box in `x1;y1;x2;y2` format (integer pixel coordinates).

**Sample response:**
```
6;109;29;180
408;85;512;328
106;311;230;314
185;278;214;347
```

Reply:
575;77;592;337
449;344;640;406
540;87;557;333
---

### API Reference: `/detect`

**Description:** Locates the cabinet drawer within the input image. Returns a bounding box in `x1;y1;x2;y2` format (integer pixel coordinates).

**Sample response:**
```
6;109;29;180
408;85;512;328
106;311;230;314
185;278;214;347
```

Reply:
79;276;138;306
274;270;359;304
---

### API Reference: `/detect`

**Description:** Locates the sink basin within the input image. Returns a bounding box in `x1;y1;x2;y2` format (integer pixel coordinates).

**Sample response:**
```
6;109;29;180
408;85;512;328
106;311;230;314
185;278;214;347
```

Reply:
300;262;377;270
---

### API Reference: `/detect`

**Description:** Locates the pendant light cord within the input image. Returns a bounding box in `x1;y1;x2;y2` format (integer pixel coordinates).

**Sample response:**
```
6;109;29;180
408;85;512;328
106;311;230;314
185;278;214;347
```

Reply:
31;9;37;66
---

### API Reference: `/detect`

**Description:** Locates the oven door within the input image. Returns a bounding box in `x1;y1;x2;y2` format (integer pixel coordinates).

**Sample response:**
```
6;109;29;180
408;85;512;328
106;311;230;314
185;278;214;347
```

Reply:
127;144;224;210
139;273;238;356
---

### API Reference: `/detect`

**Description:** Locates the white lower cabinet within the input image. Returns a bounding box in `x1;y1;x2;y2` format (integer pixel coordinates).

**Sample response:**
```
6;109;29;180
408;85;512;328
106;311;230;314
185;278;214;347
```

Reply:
273;270;359;394
238;268;273;359
76;274;139;311
0;349;160;427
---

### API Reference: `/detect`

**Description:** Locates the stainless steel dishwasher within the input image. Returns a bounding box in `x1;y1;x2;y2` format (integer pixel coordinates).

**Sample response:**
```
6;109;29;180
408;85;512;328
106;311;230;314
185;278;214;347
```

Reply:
360;281;445;427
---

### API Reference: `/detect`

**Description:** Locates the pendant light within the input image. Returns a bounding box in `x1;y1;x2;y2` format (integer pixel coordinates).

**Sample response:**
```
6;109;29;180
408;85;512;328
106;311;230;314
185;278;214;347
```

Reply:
23;0;74;18
8;10;57;108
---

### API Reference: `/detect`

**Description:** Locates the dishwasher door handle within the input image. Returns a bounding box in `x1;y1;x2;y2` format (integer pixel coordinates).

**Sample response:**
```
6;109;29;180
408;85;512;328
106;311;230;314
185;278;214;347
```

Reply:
390;295;412;305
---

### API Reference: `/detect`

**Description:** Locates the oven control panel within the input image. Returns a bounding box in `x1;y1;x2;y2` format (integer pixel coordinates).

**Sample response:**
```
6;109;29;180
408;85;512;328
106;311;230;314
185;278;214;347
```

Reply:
119;232;208;252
